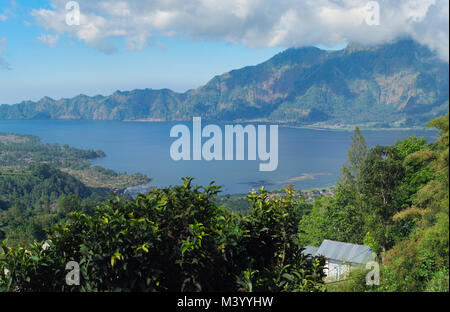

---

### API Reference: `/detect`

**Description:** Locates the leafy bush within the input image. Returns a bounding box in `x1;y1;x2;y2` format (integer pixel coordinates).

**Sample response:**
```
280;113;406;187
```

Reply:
325;267;373;292
0;179;324;292
241;186;325;292
425;267;449;292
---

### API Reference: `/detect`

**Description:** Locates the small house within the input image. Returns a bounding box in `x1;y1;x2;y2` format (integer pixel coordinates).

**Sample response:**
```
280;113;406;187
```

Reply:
302;239;376;281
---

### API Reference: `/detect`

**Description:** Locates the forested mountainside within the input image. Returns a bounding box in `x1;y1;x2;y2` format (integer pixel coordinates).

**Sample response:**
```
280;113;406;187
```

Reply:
0;133;149;245
1;40;448;128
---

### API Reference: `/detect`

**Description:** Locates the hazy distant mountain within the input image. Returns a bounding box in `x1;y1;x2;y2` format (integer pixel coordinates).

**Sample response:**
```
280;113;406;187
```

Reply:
1;40;448;127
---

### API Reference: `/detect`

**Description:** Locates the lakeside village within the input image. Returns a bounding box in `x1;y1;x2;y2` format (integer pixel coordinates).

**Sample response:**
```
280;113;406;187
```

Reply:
216;186;336;204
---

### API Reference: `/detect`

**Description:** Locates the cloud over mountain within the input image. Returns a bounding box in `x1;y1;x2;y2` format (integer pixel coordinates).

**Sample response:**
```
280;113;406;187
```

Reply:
31;0;449;61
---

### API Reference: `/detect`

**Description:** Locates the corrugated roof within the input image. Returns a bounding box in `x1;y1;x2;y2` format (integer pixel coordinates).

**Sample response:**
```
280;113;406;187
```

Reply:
316;240;375;264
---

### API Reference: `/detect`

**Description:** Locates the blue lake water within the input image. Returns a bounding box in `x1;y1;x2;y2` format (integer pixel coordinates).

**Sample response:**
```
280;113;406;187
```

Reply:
0;120;438;194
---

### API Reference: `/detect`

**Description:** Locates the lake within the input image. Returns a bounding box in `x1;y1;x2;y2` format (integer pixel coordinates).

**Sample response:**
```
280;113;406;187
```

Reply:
0;120;438;194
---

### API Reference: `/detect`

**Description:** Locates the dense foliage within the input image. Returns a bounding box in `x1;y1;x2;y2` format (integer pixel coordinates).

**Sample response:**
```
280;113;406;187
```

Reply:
0;180;324;292
299;114;449;291
380;114;449;291
0;132;150;189
0;163;106;245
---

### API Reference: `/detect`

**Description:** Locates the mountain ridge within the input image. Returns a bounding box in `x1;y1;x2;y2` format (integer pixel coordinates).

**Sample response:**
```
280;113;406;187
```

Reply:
1;39;448;128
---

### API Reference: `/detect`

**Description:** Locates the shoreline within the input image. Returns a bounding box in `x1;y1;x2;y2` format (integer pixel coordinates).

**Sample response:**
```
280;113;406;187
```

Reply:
280;124;432;132
1;118;436;132
122;119;433;132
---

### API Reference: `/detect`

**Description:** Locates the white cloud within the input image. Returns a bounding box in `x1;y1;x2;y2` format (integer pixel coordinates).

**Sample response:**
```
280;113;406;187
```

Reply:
31;0;449;61
1;5;18;22
0;37;11;70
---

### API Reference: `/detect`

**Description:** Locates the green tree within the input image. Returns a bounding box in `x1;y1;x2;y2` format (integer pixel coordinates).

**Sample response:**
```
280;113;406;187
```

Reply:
342;126;368;186
243;186;325;291
359;145;406;254
381;113;449;291
298;127;368;246
9;200;23;220
0;179;324;292
57;194;82;217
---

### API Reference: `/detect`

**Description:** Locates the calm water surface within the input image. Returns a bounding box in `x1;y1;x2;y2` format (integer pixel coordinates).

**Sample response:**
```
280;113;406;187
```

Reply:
0;120;438;194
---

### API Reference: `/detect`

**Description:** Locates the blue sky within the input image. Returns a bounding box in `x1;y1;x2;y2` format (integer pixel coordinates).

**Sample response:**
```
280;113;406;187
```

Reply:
0;0;447;104
0;0;288;104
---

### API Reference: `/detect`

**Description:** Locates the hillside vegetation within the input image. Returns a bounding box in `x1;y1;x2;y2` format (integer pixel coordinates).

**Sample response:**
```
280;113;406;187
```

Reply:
0;133;150;189
0;113;447;292
0;134;149;246
0;163;107;246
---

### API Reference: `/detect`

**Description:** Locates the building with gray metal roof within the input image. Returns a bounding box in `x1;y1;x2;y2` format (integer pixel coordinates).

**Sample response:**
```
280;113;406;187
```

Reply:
301;239;377;281
316;240;376;264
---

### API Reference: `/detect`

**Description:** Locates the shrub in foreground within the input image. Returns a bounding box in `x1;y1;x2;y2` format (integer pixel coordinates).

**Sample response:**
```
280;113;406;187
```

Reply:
0;178;324;292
